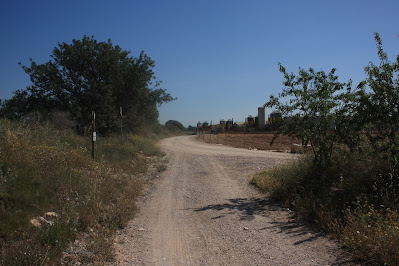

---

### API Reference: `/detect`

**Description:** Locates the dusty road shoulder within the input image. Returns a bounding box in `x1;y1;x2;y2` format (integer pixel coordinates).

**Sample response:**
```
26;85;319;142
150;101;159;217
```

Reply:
112;136;360;265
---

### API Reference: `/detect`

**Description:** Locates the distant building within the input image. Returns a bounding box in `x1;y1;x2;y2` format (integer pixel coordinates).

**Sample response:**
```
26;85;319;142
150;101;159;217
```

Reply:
258;107;266;128
233;122;246;128
268;112;282;124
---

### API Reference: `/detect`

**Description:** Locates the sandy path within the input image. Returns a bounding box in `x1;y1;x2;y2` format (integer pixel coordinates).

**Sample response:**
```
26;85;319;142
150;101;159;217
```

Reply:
113;136;358;265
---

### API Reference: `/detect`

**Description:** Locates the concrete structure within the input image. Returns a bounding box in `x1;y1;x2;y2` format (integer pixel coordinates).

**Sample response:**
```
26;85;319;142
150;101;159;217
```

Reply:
247;115;255;127
258;107;266;128
268;112;282;124
233;122;246;128
220;120;226;129
226;119;233;129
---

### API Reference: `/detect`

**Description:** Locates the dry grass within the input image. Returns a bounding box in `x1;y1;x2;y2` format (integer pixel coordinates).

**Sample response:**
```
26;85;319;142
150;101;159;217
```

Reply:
250;171;279;192
342;202;399;265
0;119;161;265
251;151;399;265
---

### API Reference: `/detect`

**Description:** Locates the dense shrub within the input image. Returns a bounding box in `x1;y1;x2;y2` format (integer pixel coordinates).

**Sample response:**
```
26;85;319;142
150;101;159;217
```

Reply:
254;33;399;264
251;149;399;265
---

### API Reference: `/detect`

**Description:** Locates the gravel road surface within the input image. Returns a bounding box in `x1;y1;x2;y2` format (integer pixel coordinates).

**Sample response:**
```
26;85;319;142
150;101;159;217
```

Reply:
113;135;358;265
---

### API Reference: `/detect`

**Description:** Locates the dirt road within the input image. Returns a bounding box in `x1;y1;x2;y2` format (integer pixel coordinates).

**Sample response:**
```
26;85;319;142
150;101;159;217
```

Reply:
113;136;357;265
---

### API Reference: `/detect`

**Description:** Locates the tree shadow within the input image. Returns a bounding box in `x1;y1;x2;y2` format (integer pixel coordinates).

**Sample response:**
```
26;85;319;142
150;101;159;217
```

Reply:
191;197;365;265
192;197;284;221
260;220;324;245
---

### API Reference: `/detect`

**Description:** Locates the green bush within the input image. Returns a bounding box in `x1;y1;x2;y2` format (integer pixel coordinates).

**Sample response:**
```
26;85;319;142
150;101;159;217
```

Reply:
251;148;399;265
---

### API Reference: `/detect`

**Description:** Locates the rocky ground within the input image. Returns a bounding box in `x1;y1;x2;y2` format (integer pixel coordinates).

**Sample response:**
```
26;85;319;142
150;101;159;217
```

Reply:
112;136;361;265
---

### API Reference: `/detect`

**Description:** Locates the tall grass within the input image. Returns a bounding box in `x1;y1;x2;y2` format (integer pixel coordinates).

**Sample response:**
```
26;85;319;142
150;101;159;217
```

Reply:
251;151;399;265
0;119;162;265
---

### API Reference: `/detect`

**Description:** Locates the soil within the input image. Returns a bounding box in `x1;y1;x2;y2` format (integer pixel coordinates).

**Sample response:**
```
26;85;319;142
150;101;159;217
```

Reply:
112;135;360;265
200;132;297;152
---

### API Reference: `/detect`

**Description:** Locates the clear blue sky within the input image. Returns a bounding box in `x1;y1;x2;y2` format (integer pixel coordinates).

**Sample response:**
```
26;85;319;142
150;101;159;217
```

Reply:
1;0;398;127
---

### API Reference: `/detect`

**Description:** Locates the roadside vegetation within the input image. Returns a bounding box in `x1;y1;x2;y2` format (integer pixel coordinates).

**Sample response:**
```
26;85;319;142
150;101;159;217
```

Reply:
0;119;173;264
0;36;184;264
252;33;399;265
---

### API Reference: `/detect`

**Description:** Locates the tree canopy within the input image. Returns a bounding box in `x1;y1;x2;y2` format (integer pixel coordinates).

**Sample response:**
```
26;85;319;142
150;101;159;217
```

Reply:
266;32;399;166
165;120;185;132
356;33;399;159
265;63;353;165
1;36;175;134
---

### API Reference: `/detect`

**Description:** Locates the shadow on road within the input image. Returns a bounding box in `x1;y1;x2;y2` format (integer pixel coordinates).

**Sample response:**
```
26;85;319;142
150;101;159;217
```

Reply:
193;197;326;244
192;197;364;265
192;197;284;221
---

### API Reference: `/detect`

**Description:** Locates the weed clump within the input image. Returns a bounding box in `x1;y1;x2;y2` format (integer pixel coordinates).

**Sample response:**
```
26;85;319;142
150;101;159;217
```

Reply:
343;202;399;265
0;119;160;264
251;151;399;265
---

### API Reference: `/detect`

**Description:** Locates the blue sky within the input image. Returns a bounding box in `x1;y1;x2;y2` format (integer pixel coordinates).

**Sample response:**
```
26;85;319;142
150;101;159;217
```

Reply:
0;0;398;126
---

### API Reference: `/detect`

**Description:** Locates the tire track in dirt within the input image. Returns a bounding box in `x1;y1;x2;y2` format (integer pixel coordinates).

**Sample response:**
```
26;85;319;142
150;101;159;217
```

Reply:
112;136;360;265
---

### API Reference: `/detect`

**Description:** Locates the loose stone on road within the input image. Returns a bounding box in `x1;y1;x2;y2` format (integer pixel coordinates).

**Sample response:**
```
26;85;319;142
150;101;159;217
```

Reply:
113;135;358;265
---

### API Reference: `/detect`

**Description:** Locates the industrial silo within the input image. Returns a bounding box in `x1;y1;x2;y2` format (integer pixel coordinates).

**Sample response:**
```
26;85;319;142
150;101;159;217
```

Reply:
220;119;226;129
247;115;255;127
226;119;233;129
269;112;282;123
258;107;266;128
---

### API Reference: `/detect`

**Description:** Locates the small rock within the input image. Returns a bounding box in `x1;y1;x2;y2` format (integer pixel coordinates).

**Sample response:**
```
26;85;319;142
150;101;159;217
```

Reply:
45;211;59;217
243;227;249;230
30;218;41;228
39;216;53;225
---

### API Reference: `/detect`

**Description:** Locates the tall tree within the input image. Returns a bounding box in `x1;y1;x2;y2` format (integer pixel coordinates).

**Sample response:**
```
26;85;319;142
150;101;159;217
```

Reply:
8;36;174;134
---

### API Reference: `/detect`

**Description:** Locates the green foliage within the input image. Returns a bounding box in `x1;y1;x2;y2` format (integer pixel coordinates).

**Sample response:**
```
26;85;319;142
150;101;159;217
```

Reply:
356;33;399;160
165;119;185;132
252;150;399;264
257;33;399;265
252;155;339;208
0;119;162;264
1;36;175;135
0;90;31;120
265;64;353;166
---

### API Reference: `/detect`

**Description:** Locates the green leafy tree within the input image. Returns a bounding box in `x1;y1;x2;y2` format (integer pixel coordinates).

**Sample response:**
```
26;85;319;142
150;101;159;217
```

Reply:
0;90;29;119
356;33;399;159
7;36;174;134
265;63;353;166
165;120;185;132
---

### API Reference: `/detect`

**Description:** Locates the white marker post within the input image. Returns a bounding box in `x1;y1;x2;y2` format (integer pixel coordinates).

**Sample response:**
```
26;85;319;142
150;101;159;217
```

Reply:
92;111;96;159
